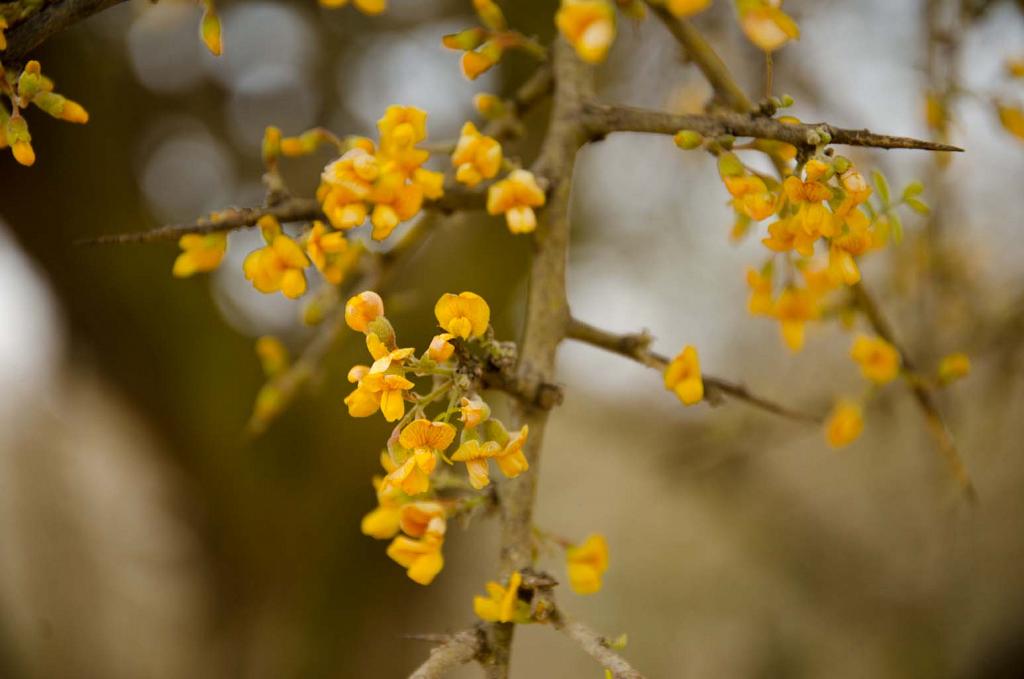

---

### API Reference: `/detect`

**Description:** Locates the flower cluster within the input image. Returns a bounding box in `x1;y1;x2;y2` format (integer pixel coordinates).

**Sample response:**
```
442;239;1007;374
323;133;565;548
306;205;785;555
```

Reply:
717;154;898;352
472;532;611;625
556;0;795;65
673;113;970;451
443;0;546;80
345;290;533;584
0;60;88;166
317;106;444;241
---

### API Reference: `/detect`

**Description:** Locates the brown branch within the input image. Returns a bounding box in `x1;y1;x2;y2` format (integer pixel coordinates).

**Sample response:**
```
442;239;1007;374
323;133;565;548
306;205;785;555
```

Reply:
549;607;645;679
407;628;484;679
482;40;594;679
851;282;976;501
77;198;323;246
565;316;824;424
246;211;439;434
2;0;129;65
582;102;964;152
644;2;753;113
75;60;553;248
75;187;486;246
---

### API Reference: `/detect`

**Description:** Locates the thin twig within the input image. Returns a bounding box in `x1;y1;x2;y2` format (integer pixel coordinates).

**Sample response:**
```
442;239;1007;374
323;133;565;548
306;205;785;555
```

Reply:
644;2;752;112
76;187;486;246
583;102;964;152
565;316;824;424
851;282;976;501
549;607;645;679
407;628;484;679
245;211;439;434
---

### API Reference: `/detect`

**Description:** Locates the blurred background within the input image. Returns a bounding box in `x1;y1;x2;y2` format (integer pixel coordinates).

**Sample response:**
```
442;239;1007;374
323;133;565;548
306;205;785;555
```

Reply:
1;0;1023;676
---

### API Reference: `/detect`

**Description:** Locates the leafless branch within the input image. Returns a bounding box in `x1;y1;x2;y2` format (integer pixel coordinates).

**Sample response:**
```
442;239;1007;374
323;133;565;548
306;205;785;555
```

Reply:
407;628;484;679
565;316;824;424
851;282;976;500
583;102;964;152
549;607;645;679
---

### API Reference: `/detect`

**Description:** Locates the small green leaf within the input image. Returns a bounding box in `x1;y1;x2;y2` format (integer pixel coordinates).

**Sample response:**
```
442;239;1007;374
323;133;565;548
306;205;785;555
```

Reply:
889;211;904;244
872;170;891;205
905;197;930;214
902;181;924;198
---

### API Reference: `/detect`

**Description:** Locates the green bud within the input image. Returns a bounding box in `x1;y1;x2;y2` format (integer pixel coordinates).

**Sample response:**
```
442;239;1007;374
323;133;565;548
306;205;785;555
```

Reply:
717;151;744;178
673;129;703;150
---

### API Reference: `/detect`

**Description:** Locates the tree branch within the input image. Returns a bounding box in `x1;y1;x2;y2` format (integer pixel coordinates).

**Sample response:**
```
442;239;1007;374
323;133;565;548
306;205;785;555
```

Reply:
565;316;824;424
246;210;439;434
549;607;645;679
582;102;964;152
482;39;594;679
76;186;487;246
2;0;129;65
644;2;752;113
851;282;975;500
407;628;484;679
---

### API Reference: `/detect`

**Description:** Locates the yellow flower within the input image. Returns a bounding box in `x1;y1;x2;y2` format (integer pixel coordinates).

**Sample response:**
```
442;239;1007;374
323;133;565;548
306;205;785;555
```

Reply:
664;345;703;405
938;352;970;384
825;400;863;448
380;420;455;495
736;0;799;53
667;0;712;17
474;571;531;623
761;216;817;257
243;233;310;299
725;175;778;221
255;336;289;377
494;425;530;479
399;419;457;458
4;115;35;167
460;43;502;81
345;372;414;421
783;174;833;238
850;334;900;384
997;103;1024;142
378;105;427;149
319;0;387;16
305;221;360;285
460;395;491;429
451;438;502;489
839;167;872;206
746;266;774;316
384;449;438;496
386;517;445;585
345;291;385;332
366;334;415;373
487;169;546;234
427;333;455;362
566;534;608;595
172;232;227;277
361;469;402;539
1007;57;1024;79
773;287;817;352
556;0;616;64
398;501;447;538
319;147;376;229
452;121;503;187
413;168;445;200
368;180;423;240
435;291;491;339
199;1;222;56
